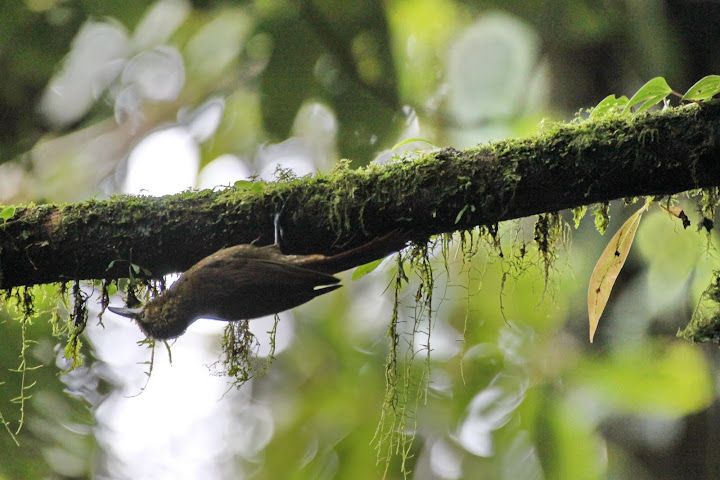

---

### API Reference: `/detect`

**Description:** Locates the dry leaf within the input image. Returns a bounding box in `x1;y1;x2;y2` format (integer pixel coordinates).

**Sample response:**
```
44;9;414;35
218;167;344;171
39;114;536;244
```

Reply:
587;201;649;342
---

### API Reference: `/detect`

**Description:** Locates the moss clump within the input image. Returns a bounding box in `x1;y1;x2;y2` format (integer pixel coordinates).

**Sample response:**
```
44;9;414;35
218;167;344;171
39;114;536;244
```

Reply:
679;270;720;344
593;202;610;234
213;316;279;389
534;212;564;284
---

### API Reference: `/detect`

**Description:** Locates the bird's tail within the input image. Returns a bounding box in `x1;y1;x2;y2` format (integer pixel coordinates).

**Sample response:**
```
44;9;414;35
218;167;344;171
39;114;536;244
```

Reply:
302;230;410;274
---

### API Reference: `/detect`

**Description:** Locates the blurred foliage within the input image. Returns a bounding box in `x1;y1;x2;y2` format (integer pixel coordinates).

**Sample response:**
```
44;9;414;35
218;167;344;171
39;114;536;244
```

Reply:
0;0;148;161
2;0;720;479
0;286;99;479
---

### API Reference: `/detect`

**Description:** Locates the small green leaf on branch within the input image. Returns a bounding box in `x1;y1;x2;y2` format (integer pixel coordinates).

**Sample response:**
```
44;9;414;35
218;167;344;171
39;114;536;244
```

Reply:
590;95;629;118
352;258;384;280
623;77;673;115
681;75;720;102
0;206;15;223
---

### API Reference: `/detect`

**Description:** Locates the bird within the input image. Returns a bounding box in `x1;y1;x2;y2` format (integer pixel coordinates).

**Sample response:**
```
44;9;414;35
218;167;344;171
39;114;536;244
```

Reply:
108;228;408;340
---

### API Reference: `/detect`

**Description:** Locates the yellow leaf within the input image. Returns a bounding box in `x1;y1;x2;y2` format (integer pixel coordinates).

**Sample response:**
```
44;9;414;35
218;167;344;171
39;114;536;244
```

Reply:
588;201;649;342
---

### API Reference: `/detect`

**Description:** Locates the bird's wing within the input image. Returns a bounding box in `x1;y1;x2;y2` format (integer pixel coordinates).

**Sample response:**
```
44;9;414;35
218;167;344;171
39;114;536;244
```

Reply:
233;257;340;287
176;257;341;320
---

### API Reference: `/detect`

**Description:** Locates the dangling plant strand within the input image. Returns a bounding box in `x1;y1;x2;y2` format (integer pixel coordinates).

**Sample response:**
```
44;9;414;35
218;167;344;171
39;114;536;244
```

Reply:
373;254;404;476
9;288;41;437
373;244;436;478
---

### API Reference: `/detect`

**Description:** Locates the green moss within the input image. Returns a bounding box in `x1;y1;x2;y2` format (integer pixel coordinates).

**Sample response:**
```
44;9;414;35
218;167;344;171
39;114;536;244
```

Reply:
534;212;565;285
572;205;587;228
679;270;720;344
594;202;610;234
63;281;88;370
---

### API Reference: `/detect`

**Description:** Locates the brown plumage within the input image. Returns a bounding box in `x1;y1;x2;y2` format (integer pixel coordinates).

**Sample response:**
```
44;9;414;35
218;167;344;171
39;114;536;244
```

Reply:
108;231;408;339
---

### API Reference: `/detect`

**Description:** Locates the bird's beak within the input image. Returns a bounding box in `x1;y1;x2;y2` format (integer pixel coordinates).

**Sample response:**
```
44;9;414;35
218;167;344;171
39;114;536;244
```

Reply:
107;306;143;318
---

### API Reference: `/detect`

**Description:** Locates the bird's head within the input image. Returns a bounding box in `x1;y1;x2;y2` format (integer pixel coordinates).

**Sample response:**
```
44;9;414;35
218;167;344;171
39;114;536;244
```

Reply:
108;298;189;340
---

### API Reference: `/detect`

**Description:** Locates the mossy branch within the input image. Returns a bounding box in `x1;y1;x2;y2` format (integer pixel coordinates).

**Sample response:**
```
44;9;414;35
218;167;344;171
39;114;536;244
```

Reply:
2;101;720;289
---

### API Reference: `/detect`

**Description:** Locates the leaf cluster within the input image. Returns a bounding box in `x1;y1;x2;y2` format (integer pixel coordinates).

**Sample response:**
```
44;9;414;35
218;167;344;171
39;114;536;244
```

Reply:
590;75;720;118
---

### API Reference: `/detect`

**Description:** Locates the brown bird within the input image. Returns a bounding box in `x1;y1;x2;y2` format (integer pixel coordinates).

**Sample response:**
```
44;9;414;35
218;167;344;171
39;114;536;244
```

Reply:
108;230;408;339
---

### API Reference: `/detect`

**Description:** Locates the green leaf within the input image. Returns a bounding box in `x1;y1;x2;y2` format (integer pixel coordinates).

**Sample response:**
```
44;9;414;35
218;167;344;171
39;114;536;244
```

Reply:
633;94;669;115
681;75;720;101
106;283;118;296
234;180;253;189
235;179;265;194
352;258;384;280
455;205;469;224
0;206;15;222
390;137;436;151
622;77;673;114
129;263;152;277
588;201;649;342
589;94;629;118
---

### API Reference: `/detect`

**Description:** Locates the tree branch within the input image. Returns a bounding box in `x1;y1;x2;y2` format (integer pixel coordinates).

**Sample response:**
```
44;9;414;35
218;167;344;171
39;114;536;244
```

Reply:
2;102;720;289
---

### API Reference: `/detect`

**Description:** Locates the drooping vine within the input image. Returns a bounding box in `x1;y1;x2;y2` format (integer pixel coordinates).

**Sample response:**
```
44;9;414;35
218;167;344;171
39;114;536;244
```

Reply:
2;287;43;442
374;241;436;478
